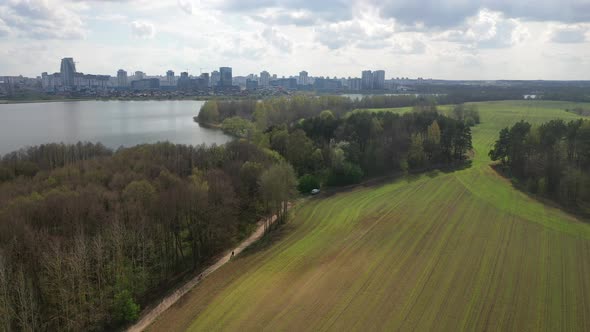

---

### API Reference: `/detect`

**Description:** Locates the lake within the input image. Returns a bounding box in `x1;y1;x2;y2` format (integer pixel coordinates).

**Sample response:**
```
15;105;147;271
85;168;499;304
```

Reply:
0;100;232;155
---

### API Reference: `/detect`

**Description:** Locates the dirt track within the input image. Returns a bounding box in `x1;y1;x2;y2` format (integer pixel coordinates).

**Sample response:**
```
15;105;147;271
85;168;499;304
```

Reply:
127;213;281;332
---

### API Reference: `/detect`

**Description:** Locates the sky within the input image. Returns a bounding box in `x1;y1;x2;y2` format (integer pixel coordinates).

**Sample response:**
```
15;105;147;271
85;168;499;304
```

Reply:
0;0;589;80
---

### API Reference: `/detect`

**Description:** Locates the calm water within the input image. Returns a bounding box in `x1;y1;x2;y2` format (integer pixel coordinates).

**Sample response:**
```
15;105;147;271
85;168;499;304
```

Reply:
0;100;232;155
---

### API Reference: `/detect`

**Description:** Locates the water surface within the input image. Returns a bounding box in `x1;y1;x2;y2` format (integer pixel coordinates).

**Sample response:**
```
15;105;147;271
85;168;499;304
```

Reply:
0;100;231;155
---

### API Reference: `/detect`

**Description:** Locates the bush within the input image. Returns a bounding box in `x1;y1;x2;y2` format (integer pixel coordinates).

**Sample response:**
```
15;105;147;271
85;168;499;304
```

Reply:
0;166;14;182
197;100;220;124
112;290;140;324
221;117;256;138
298;174;320;194
326;162;363;186
399;159;409;173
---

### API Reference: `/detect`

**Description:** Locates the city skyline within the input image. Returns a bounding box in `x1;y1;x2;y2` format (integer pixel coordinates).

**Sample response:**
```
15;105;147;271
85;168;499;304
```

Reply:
36;57;395;94
43;56;395;81
0;1;590;80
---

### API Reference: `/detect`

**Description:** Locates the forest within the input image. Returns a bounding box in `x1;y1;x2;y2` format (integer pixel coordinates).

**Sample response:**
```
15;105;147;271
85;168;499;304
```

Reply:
489;119;590;211
199;96;475;190
197;95;447;126
0;141;295;331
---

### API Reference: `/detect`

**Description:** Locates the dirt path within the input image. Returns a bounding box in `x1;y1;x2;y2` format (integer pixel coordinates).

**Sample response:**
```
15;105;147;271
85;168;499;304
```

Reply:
127;213;282;332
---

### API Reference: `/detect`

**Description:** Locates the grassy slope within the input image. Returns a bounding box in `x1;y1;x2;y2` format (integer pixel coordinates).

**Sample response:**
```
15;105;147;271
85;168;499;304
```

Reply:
149;101;590;332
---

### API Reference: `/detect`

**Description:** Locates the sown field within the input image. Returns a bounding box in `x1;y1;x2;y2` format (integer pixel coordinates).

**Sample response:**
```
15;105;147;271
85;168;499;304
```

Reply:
148;101;590;332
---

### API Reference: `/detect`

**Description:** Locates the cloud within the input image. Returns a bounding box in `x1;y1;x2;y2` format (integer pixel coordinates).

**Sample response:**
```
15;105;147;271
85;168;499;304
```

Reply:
374;1;590;28
0;18;10;36
488;1;590;24
217;35;265;61
177;0;192;14
218;0;588;30
438;10;528;48
253;8;318;26
261;27;292;52
315;21;366;49
314;13;396;50
550;24;588;43
214;0;353;24
0;0;85;39
130;20;155;38
390;38;426;54
374;0;481;29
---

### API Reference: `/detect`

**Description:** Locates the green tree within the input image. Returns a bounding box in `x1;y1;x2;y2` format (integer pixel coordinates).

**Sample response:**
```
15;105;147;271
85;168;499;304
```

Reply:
112;290;140;324
259;162;297;227
221;117;256;138
489;127;510;165
297;174;320;194
286;129;315;175
407;134;426;168
198;100;220;124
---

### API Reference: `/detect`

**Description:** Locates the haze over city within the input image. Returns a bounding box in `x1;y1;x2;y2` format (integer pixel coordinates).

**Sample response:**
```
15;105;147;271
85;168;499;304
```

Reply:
1;0;590;79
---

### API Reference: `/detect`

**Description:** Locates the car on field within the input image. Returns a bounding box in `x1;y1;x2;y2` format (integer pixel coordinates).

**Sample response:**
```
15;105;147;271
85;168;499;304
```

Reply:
311;188;320;195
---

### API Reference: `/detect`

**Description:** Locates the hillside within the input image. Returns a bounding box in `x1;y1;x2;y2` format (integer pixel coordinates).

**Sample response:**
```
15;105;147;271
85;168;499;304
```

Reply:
148;101;590;331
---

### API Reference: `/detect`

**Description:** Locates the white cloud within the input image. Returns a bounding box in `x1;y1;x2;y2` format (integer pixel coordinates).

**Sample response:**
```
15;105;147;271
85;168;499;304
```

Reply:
261;27;293;53
390;37;426;54
130;20;155;39
0;0;85;39
177;0;192;14
214;0;354;24
253;8;318;26
438;10;528;48
374;0;590;28
0;18;10;36
314;12;395;50
550;24;588;43
0;0;590;80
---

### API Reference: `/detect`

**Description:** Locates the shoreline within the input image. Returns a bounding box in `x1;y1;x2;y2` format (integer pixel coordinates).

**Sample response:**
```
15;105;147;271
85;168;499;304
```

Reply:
0;97;212;105
0;95;270;105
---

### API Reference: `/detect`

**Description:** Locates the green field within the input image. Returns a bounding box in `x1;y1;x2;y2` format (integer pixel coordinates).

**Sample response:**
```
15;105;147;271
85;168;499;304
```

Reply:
149;101;590;331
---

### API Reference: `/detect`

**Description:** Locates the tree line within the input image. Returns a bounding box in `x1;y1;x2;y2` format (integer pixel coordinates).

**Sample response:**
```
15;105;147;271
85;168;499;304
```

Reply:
198;95;480;131
199;97;475;191
489;119;590;210
0;141;295;331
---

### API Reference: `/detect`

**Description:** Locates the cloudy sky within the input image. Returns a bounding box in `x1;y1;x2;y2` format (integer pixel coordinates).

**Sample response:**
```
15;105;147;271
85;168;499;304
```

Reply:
0;0;589;79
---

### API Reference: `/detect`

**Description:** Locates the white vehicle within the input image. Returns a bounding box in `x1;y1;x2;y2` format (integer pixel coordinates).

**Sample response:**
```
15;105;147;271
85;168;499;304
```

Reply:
311;189;320;195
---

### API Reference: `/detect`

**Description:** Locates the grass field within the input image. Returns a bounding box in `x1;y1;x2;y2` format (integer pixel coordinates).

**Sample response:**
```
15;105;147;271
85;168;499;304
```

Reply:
148;101;590;332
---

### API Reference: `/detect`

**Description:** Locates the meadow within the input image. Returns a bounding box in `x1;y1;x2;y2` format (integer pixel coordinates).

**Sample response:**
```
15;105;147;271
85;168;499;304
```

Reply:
148;100;590;331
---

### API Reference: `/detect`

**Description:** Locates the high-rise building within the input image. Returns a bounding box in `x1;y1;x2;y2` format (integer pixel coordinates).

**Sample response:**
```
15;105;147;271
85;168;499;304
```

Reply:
200;73;210;88
298;71;309;86
219;67;232;87
166;70;175;85
373;70;385;90
348;78;362;91
135;71;145;80
210;70;220;87
117;69;128;87
246;79;258;90
131;78;160;90
260;71;270;87
361;70;373;90
177;72;190;90
60;57;76;87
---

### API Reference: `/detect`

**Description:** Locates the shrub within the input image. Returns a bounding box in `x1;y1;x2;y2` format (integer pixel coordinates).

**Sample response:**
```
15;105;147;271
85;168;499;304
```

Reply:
326;162;363;186
298;174;320;194
112;290;140;324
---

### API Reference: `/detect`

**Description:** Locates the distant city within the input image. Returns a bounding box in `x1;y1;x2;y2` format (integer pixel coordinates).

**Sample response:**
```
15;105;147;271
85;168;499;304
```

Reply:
0;57;431;99
2;57;590;100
